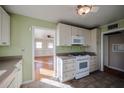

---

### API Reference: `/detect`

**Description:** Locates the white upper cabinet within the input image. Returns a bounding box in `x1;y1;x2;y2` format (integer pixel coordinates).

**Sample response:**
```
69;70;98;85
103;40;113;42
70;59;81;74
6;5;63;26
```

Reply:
90;29;97;53
0;7;10;46
82;29;91;46
56;23;91;46
56;23;72;46
71;26;84;37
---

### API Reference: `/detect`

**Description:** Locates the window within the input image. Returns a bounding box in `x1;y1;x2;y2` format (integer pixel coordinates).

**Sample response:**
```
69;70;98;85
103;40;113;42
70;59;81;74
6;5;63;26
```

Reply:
36;42;42;49
48;42;53;48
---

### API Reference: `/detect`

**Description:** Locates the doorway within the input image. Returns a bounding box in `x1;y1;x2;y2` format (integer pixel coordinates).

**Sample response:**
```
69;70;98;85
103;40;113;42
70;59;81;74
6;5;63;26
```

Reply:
32;27;55;81
101;28;124;78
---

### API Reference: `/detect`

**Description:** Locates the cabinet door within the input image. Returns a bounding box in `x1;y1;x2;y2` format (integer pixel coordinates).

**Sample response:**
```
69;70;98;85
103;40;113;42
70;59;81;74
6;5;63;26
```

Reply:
71;26;79;36
83;29;91;46
90;29;97;53
0;7;10;46
7;77;17;88
62;71;75;82
89;56;98;72
0;10;2;45
77;27;84;37
17;61;22;87
57;23;71;46
71;26;84;37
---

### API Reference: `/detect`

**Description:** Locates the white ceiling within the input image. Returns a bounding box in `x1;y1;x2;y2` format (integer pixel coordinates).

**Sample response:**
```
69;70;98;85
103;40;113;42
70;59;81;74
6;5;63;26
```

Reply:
34;28;54;39
3;5;124;28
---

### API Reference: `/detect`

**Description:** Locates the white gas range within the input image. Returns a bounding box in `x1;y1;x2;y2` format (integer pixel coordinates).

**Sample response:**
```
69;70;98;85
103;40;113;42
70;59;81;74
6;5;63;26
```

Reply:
71;54;90;79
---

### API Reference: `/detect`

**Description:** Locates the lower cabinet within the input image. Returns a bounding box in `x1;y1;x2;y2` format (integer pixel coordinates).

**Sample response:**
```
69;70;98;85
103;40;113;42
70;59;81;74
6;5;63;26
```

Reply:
62;71;75;82
57;57;76;82
16;60;22;88
89;56;98;72
7;77;17;88
7;60;22;88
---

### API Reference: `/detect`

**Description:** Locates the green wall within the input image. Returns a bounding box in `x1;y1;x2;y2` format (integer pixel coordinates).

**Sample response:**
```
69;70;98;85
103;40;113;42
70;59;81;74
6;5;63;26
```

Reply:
97;19;124;69
0;14;56;82
0;13;124;82
100;19;124;32
0;14;86;82
1;13;123;82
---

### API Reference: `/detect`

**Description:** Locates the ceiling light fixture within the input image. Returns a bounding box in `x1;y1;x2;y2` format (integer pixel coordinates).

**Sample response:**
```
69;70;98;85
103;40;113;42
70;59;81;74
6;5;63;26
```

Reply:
77;5;92;15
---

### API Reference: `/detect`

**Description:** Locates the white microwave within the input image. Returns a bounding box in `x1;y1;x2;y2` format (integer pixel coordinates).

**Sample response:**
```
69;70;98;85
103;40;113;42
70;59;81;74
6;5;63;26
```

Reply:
71;36;85;45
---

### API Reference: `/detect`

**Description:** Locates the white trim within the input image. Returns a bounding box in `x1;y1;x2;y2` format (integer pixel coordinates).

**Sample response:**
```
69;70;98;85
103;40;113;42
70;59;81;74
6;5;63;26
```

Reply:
22;79;34;85
108;66;124;72
101;28;124;71
32;26;56;80
53;26;57;77
102;27;124;34
32;28;35;81
103;35;109;67
32;26;55;32
101;32;104;71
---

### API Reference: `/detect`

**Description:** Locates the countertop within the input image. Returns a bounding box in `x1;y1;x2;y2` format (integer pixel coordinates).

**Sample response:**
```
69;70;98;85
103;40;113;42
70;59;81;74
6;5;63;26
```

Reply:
57;56;76;60
0;56;22;86
56;52;96;56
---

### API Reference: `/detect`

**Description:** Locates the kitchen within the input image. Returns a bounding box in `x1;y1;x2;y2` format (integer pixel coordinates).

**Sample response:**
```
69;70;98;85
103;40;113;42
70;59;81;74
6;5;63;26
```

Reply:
0;5;124;88
55;23;98;82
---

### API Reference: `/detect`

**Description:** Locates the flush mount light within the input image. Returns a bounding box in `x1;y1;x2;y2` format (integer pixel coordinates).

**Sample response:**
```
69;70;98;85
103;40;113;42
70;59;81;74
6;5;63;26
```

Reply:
77;5;92;15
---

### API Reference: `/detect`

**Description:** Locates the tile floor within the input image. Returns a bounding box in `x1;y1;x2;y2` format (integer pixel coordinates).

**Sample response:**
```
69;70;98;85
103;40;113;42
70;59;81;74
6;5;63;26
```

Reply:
21;71;124;88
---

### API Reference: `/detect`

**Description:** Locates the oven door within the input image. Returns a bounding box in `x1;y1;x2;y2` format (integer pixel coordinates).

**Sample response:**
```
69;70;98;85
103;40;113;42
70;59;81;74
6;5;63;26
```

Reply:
76;60;89;73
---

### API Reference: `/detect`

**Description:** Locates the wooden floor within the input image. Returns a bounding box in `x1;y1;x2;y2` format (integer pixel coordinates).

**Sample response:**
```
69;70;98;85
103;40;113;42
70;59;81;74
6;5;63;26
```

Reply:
35;56;54;80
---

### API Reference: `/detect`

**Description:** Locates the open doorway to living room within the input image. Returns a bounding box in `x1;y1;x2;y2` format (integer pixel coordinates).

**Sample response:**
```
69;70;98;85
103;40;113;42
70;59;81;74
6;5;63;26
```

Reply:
33;27;55;81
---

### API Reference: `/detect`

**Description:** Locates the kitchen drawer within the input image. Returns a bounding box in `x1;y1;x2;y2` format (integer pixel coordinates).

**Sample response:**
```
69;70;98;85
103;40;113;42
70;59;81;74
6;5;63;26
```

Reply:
63;62;76;72
90;63;97;68
90;56;97;60
90;59;97;62
90;60;96;63
90;61;97;66
62;71;75;82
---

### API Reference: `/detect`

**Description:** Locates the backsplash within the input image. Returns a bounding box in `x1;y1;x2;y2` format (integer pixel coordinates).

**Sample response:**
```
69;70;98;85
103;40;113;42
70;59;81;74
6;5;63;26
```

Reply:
56;46;86;53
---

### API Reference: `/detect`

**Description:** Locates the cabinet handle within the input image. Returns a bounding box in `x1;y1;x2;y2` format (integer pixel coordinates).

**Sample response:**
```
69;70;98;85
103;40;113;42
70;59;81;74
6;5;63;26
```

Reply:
2;42;6;44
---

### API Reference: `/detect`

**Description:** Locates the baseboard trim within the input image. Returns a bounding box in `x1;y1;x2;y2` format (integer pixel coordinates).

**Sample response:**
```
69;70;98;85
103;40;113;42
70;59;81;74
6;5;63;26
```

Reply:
22;79;34;85
108;66;124;72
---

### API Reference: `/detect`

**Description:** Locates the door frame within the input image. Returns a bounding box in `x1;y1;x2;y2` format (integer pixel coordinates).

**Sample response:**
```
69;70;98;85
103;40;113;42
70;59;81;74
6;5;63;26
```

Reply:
32;26;56;81
101;27;124;71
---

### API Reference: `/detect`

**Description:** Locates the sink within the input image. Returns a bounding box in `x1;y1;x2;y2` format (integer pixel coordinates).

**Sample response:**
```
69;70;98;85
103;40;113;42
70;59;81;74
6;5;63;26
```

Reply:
0;70;7;76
